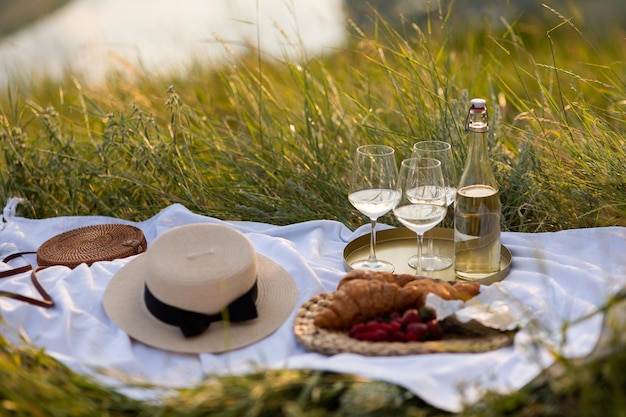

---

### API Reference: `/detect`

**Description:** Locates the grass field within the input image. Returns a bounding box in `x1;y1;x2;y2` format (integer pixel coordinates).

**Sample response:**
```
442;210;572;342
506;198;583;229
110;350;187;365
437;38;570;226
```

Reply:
1;2;626;415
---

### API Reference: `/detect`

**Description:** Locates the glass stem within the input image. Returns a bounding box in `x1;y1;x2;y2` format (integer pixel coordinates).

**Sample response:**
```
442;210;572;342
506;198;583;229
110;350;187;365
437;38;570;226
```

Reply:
428;235;434;257
368;218;379;263
416;233;424;276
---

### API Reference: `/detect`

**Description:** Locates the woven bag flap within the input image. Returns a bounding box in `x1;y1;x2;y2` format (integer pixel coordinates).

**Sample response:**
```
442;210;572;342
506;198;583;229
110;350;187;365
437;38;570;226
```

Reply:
37;224;147;269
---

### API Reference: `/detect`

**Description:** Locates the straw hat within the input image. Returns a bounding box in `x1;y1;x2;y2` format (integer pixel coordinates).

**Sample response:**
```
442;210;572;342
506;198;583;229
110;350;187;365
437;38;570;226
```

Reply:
103;223;298;353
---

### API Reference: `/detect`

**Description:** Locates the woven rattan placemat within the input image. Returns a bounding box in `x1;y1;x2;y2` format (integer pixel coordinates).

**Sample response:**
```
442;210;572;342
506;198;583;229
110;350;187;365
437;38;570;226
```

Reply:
37;224;147;269
294;292;515;356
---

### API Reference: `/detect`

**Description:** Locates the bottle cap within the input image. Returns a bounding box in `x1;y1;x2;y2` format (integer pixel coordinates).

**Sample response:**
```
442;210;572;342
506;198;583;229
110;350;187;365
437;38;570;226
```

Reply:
470;98;487;110
465;99;489;133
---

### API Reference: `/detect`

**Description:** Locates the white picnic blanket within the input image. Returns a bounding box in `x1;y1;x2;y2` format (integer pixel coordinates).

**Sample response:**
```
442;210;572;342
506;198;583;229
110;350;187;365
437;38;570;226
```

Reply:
0;199;624;412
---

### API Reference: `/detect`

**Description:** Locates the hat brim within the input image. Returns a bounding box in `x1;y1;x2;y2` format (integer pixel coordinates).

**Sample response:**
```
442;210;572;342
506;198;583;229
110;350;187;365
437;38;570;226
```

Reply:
103;252;298;353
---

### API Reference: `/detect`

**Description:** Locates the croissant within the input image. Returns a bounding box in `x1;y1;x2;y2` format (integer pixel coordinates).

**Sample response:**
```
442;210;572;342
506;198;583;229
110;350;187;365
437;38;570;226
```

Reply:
337;269;417;289
447;282;481;301
403;279;479;302
339;270;479;300
314;272;480;330
313;279;415;330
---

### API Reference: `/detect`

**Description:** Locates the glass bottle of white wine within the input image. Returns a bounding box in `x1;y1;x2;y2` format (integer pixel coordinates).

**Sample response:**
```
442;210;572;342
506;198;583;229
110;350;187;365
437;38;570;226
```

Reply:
454;98;501;280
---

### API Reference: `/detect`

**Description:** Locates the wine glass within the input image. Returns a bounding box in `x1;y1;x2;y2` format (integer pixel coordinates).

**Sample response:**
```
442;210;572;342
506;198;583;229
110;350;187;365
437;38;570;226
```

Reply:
348;144;400;272
393;158;448;276
410;141;457;271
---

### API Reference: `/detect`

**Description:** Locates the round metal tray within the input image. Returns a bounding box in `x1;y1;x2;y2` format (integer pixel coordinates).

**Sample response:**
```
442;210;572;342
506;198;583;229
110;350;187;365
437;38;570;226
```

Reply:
343;227;511;285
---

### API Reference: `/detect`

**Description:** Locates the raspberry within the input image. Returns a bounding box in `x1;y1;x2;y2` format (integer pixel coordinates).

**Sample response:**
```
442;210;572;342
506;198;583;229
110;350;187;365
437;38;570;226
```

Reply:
371;328;388;342
350;328;377;341
388;311;402;321
400;309;421;329
390;330;407;342
348;323;367;337
426;320;442;340
376;323;391;333
360;331;377;341
347;309;443;343
350;331;366;340
405;322;428;342
386;321;402;333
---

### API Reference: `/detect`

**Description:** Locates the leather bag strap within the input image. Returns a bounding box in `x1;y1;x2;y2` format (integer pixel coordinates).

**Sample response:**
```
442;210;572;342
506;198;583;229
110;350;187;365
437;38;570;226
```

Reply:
0;252;54;308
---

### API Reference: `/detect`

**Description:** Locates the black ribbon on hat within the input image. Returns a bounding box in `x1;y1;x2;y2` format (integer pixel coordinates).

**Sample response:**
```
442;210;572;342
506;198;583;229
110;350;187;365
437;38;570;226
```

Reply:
144;281;259;338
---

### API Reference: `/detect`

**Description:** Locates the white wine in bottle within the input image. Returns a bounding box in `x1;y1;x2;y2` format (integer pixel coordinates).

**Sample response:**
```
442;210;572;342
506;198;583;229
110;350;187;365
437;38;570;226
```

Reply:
454;99;501;280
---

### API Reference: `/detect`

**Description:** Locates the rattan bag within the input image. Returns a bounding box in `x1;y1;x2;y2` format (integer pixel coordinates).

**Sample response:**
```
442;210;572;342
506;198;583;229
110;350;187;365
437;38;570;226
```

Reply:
1;224;147;308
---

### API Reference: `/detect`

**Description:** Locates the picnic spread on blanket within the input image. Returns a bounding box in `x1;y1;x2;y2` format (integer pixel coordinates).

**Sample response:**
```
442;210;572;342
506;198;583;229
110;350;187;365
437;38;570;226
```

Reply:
1;199;624;412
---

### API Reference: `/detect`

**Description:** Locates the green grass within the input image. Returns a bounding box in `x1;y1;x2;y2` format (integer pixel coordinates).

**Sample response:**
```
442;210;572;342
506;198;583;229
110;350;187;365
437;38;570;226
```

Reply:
1;2;626;416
